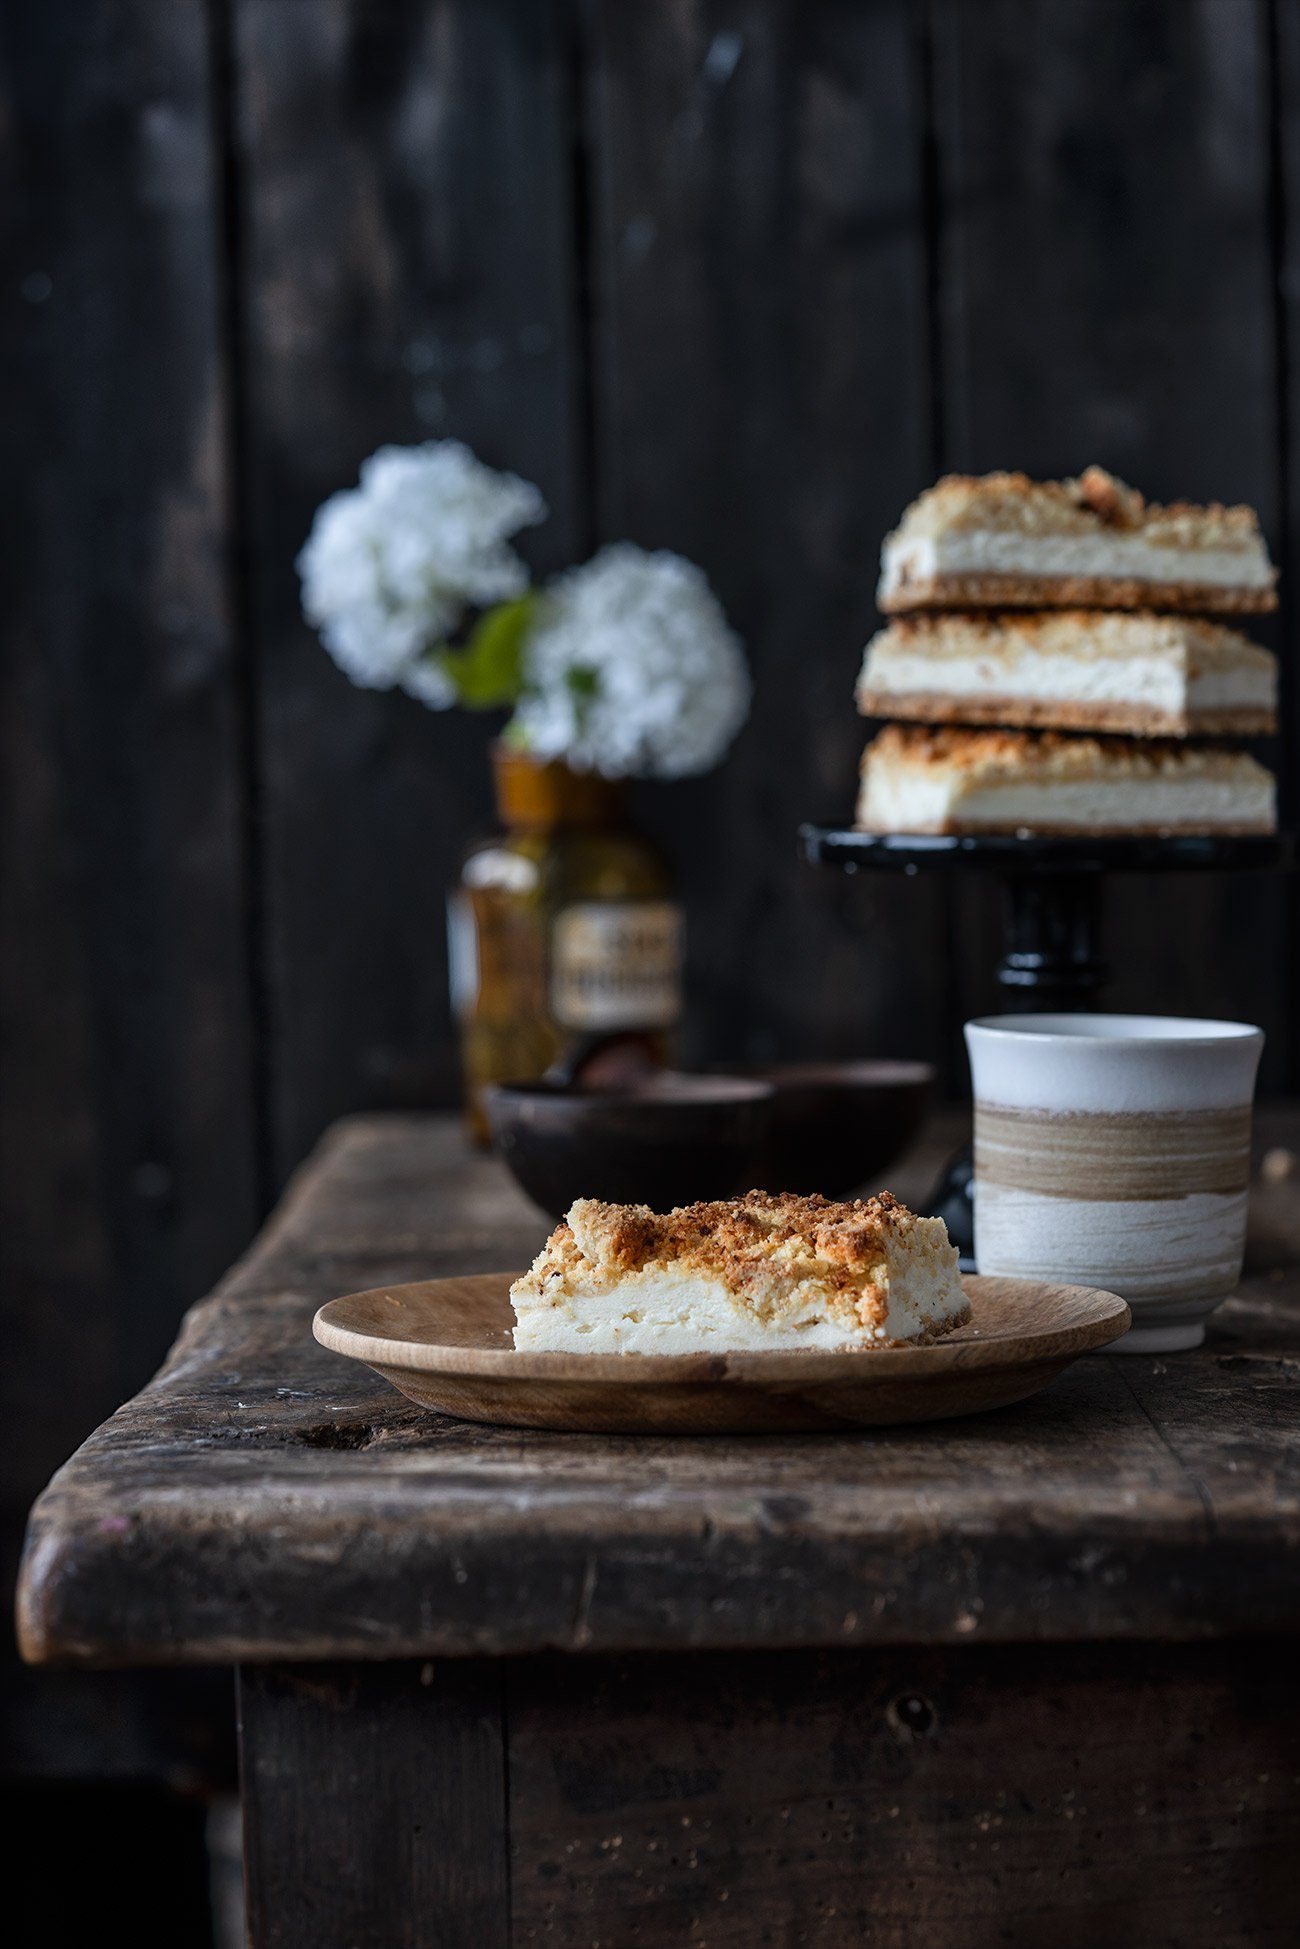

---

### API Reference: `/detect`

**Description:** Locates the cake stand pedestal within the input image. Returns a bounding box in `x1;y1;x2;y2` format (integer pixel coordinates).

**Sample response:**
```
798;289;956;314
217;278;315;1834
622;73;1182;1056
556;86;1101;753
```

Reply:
798;828;1293;1264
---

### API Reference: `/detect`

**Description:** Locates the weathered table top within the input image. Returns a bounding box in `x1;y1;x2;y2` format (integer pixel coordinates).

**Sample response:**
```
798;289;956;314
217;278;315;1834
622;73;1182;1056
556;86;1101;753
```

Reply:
18;1111;1300;1668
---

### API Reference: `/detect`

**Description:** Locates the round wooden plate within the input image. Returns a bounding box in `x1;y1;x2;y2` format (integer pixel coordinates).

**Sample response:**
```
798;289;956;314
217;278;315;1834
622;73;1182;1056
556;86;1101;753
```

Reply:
312;1273;1130;1433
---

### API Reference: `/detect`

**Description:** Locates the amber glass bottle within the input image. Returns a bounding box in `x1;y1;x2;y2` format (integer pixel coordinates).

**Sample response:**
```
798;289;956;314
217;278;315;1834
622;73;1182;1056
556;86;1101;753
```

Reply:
449;746;682;1142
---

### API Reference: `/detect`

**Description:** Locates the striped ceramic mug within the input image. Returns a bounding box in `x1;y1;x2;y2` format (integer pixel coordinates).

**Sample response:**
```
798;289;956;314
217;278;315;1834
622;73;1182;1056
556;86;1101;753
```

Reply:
965;1014;1263;1353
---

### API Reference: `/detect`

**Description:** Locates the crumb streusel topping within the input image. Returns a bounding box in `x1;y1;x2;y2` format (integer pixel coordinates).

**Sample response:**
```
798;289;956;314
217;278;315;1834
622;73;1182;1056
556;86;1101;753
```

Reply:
861;609;1271;674
862;722;1265;783
514;1189;951;1333
889;467;1268;552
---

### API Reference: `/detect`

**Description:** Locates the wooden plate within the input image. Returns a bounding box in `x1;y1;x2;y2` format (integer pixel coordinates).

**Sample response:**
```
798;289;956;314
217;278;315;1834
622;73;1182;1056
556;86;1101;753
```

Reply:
313;1273;1130;1433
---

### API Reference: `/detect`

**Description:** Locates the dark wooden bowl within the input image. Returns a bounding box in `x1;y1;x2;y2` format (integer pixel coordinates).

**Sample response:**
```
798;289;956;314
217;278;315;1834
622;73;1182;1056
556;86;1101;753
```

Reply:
727;1059;935;1198
484;1075;775;1220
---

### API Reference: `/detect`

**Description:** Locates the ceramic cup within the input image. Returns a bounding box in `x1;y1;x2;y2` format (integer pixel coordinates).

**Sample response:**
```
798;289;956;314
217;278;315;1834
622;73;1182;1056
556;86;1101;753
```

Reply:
965;1013;1263;1353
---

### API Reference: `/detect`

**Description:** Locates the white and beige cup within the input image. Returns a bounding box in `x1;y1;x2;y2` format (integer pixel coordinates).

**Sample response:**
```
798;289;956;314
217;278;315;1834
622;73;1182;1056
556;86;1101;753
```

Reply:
965;1014;1263;1352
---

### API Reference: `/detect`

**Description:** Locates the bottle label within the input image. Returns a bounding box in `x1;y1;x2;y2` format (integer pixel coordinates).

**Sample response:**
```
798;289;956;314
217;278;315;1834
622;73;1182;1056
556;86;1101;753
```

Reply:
550;901;683;1030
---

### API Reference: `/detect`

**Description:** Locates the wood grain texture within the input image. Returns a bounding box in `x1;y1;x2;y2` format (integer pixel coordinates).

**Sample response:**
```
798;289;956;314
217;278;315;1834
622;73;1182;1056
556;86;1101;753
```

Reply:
239;1659;509;1949
930;0;1290;1074
236;1637;1300;1949
506;1639;1300;1946
313;1270;1129;1431
17;1111;1300;1666
0;0;261;1422
1276;0;1300;1057
587;0;952;1076
0;0;256;1787
232;0;586;1179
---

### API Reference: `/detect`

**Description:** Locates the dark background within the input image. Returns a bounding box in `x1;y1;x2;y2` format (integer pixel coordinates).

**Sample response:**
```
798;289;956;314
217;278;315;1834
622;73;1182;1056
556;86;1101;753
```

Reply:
4;0;1300;1939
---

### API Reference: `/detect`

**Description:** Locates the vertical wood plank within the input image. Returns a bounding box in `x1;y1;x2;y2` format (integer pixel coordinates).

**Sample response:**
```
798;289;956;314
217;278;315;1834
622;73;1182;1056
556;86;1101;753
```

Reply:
1273;0;1300;1083
587;0;951;1076
0;0;258;1784
932;0;1288;1078
233;0;585;1179
507;1641;1300;1946
239;1661;510;1949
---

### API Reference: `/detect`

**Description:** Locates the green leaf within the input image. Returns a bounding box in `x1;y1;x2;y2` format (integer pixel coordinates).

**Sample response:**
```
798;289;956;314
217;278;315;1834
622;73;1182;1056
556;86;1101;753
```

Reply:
436;594;537;709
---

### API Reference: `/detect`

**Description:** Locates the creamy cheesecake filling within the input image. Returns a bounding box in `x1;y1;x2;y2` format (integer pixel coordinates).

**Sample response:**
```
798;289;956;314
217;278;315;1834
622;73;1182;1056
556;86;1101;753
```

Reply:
860;759;972;834
510;1191;968;1353
861;775;1276;835
511;1265;960;1353
863;646;1192;713
880;531;1274;602
856;726;1277;836
858;644;1275;727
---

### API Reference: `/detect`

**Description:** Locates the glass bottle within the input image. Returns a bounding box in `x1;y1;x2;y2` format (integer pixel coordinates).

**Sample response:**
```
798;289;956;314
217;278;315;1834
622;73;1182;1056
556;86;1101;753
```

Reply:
449;745;682;1143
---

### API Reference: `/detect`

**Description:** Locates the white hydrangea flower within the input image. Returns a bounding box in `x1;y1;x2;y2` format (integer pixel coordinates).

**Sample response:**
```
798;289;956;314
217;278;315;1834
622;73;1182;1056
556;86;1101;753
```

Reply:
510;545;749;778
399;657;460;710
296;440;547;697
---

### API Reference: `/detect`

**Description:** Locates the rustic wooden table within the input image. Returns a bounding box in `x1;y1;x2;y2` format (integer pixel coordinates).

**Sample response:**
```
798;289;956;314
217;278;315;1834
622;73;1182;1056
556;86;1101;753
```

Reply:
19;1111;1300;1947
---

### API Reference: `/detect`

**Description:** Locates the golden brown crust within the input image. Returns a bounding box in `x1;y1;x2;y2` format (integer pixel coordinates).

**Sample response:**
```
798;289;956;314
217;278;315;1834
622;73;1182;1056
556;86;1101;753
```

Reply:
573;1187;909;1285
855;724;1275;837
862;608;1268;659
515;1189;962;1330
878;569;1278;616
1073;465;1146;526
890;468;1268;544
861;721;1262;775
855;611;1276;734
855;687;1276;740
514;1191;968;1346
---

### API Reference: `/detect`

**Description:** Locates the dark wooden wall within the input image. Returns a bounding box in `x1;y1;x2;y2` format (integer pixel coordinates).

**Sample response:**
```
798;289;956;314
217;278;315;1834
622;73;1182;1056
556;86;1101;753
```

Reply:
3;0;1300;1799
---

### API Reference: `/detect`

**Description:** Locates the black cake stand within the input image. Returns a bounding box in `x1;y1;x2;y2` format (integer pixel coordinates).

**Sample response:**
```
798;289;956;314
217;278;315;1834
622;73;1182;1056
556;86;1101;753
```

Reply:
799;827;1294;1263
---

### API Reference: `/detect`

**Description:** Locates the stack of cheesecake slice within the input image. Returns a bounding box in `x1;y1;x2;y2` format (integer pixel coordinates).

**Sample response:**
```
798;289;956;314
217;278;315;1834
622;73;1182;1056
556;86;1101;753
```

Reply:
854;466;1278;837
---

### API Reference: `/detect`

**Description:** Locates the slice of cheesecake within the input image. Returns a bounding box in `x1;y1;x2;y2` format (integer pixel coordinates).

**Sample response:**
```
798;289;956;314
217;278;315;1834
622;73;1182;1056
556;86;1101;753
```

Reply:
878;467;1277;615
856;611;1277;739
510;1190;968;1353
857;724;1276;837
